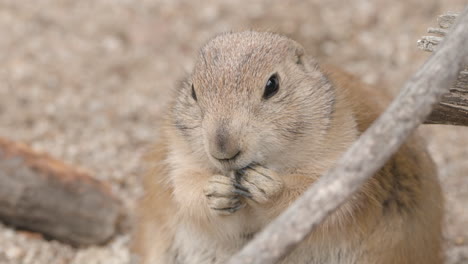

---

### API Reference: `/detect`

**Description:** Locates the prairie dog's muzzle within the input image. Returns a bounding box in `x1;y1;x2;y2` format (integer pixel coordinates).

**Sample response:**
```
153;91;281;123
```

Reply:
206;119;241;161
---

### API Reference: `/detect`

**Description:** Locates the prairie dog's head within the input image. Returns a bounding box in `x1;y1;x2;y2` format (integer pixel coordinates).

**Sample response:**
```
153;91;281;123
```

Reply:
172;31;336;172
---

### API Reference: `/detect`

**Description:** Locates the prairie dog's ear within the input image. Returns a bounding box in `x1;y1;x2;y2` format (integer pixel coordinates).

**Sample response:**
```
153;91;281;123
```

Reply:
285;39;320;70
286;39;305;65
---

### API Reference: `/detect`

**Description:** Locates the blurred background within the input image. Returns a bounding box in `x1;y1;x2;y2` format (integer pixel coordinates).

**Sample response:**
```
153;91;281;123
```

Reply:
0;0;467;263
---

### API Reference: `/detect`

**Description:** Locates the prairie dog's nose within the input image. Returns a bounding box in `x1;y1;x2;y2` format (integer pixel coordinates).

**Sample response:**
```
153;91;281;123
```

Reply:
208;126;241;161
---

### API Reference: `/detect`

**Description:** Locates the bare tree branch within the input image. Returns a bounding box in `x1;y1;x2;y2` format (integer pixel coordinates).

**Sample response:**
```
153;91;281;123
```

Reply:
227;7;468;264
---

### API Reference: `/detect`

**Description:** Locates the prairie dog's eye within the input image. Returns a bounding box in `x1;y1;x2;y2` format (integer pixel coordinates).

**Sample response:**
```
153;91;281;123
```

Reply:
263;74;279;100
191;84;197;101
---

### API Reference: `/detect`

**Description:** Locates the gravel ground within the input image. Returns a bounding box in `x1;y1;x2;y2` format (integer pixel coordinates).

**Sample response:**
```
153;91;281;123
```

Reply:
0;0;466;263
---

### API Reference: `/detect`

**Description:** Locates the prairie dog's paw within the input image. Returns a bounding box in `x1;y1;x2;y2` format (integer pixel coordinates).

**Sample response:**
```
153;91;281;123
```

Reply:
203;174;248;216
236;165;283;204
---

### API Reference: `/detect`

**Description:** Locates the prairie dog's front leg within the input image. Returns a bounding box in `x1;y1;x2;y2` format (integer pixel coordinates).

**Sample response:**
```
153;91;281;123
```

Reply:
235;165;284;204
203;166;284;215
203;174;249;215
172;167;253;218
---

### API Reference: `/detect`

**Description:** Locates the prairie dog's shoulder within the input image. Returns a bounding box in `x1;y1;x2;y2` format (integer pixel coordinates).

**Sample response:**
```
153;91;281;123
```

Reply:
320;64;392;133
132;127;176;262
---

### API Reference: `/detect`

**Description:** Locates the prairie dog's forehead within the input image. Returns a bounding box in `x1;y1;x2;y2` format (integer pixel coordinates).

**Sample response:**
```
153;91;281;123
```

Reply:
192;32;295;89
200;32;290;64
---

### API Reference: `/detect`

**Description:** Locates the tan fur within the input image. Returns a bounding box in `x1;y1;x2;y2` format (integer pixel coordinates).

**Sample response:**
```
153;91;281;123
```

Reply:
132;31;443;264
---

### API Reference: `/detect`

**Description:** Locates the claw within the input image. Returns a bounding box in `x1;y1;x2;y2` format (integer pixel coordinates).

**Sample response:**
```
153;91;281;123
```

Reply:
234;170;244;182
211;202;245;214
228;202;245;213
233;182;249;192
233;188;253;198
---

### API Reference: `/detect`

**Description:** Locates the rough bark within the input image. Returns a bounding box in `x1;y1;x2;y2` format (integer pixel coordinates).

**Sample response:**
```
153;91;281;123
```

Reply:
425;70;468;126
419;12;468;126
227;7;468;264
417;12;460;52
0;138;122;246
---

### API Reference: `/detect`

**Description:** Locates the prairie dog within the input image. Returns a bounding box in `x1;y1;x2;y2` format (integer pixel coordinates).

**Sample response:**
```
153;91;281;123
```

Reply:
133;31;443;264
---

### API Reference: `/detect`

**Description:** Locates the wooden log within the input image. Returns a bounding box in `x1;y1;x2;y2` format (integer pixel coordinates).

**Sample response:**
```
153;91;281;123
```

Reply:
0;138;122;246
418;12;468;126
426;70;468;126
